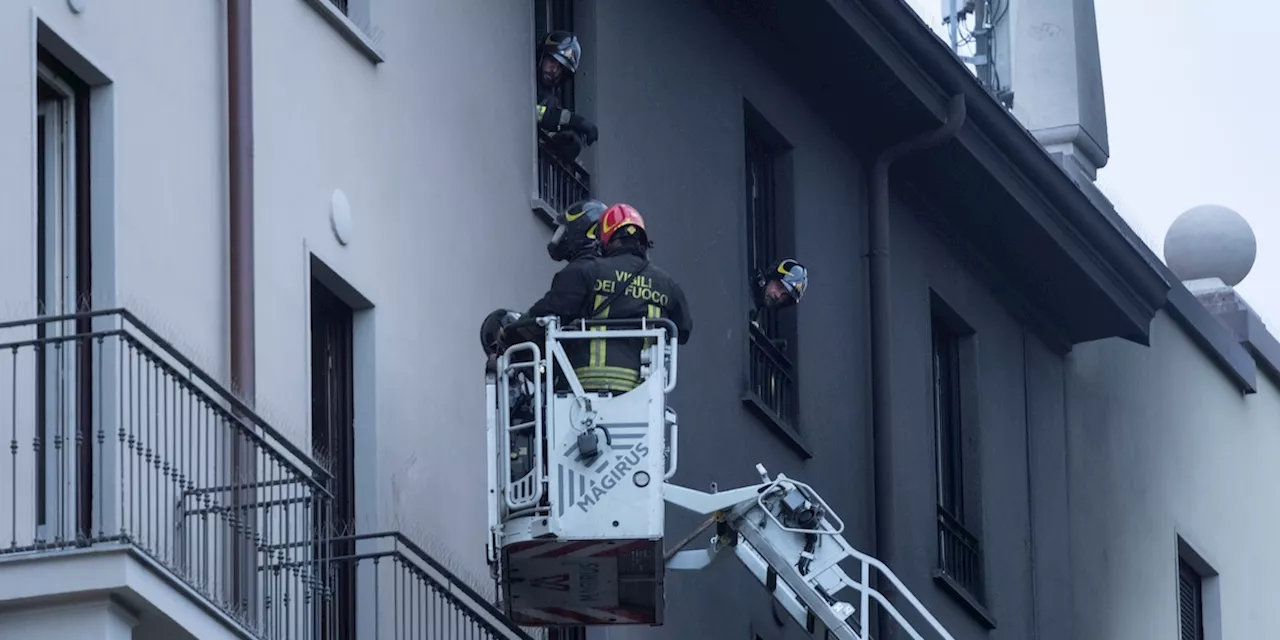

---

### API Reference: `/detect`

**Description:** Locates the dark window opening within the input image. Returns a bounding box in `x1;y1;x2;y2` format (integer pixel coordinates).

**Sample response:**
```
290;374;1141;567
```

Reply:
328;0;350;15
533;0;590;215
311;280;357;638
534;0;575;110
1179;557;1204;640
34;48;94;541
931;300;985;604
743;104;798;432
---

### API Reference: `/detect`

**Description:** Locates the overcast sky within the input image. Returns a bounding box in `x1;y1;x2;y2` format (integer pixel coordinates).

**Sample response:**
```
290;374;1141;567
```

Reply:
904;0;1278;326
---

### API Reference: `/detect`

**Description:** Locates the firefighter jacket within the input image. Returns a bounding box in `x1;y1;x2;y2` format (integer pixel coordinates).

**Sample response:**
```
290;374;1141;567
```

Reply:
536;89;571;134
528;251;692;393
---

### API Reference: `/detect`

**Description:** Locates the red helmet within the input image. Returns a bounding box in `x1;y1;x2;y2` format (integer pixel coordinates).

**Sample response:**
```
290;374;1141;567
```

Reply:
595;203;647;248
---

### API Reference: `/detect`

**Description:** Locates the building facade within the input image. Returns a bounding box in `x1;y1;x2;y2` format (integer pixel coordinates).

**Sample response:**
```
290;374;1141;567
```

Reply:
0;0;1266;639
1062;195;1280;640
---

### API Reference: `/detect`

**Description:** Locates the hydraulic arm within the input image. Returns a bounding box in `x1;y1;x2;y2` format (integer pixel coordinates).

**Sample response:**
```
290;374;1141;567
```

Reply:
663;465;956;640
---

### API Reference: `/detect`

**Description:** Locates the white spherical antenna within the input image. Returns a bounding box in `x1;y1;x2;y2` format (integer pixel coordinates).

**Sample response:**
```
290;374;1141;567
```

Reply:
1163;204;1256;286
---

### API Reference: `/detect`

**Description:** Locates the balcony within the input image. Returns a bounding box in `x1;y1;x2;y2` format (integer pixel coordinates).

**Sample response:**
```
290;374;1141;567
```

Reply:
0;309;532;639
535;131;591;218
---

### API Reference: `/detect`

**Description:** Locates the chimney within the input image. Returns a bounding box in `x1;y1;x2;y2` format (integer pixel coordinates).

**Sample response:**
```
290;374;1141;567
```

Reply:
995;0;1110;180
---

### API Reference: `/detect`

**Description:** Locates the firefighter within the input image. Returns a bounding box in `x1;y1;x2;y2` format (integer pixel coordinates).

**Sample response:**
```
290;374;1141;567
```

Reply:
749;258;809;352
751;258;809;321
526;198;608;319
535;30;598;163
571;204;693;393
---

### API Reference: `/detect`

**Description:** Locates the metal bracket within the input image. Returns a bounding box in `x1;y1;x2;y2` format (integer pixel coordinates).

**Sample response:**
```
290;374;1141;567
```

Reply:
550;340;587;398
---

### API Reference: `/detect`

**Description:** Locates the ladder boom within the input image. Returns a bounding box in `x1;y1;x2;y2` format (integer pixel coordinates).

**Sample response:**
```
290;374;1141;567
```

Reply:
663;466;956;640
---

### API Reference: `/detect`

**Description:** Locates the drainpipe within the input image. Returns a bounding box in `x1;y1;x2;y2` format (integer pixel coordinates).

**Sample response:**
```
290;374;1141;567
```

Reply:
227;1;255;404
868;93;966;636
227;0;256;620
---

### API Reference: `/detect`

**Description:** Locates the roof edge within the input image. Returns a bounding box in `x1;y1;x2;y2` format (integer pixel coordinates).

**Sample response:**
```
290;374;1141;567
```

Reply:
836;0;1170;342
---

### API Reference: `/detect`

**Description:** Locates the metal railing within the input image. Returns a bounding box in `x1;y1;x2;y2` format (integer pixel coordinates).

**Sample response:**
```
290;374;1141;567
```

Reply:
746;322;797;428
0;308;333;637
0;309;535;639
936;505;985;601
328;0;350;14
315;532;537;640
536;131;591;215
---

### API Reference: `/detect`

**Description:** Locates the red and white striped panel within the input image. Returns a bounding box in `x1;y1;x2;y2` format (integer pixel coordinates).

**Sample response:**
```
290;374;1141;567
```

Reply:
504;538;654;560
512;605;657;626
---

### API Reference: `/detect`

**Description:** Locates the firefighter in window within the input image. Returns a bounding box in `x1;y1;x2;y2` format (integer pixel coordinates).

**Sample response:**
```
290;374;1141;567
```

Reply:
536;30;598;163
750;258;809;350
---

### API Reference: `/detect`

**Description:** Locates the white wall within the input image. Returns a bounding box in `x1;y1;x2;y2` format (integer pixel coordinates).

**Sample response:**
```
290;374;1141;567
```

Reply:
0;0;560;595
1067;310;1280;639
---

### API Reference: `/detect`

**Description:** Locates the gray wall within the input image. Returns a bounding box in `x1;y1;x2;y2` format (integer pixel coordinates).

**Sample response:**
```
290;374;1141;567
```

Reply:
581;0;1072;638
1067;313;1280;640
7;0;558;596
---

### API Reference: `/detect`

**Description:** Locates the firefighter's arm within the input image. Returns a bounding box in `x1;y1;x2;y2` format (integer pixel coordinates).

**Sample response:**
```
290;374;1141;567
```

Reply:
536;103;574;133
527;262;593;320
536;104;598;145
536;103;559;131
669;282;693;345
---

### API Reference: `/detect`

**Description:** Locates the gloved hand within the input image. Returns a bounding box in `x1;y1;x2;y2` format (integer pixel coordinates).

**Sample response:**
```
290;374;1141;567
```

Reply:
569;114;599;146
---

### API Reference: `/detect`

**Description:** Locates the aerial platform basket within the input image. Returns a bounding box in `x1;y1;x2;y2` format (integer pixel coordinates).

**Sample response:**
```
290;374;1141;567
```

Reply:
486;317;679;627
485;315;959;639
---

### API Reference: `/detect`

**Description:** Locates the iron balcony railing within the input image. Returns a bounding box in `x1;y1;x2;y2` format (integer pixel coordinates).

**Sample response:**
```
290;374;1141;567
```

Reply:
304;532;538;640
0;308;333;636
746;322;797;429
0;309;534;640
936;505;985;601
537;131;591;215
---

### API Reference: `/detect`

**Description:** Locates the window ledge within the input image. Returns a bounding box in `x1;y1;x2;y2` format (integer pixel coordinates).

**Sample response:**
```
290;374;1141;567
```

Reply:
741;393;812;459
301;0;385;64
531;197;557;227
931;569;997;629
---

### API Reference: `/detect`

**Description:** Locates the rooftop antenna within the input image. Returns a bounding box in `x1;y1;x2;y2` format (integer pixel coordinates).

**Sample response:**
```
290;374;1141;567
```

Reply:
940;0;1012;108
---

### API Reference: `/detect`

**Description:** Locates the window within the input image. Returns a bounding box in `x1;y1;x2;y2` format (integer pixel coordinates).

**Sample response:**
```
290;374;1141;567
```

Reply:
533;0;590;218
534;0;576;110
328;0;349;13
1175;538;1220;640
312;278;358;638
35;49;94;543
930;295;987;610
1178;557;1204;640
742;103;799;437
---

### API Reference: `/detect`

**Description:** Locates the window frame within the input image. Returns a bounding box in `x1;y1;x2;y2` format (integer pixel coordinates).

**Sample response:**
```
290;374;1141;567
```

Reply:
534;0;576;110
1177;536;1221;640
34;53;96;545
301;0;384;64
530;0;591;223
927;292;994;627
740;102;805;455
